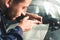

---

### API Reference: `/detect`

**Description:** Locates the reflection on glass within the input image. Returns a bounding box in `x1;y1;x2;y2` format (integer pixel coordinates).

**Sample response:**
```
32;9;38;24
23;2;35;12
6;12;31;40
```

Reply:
27;5;40;14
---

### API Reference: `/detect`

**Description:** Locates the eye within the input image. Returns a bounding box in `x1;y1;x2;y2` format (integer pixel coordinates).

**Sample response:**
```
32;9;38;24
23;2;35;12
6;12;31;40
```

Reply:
22;6;27;9
22;7;25;9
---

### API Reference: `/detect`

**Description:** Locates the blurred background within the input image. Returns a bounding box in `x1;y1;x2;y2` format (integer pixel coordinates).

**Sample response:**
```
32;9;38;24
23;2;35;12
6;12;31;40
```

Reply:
26;0;60;40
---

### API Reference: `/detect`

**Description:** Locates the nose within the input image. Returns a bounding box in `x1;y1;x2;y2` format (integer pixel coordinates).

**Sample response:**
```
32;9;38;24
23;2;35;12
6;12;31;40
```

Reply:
22;12;26;16
22;9;27;16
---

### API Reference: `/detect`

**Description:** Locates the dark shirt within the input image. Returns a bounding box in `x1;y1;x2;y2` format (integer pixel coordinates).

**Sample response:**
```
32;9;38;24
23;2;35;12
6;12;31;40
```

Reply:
0;8;23;40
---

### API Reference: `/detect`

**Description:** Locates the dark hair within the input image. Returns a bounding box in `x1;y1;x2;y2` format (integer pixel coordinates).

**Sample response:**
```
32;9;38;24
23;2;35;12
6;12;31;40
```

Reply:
13;0;25;4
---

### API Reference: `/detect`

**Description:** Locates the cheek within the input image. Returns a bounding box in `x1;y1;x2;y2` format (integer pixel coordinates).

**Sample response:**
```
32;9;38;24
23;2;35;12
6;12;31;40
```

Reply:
16;8;23;17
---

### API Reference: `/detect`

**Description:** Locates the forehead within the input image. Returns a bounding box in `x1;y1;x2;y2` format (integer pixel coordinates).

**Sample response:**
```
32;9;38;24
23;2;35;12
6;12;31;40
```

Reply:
24;0;32;3
17;0;32;7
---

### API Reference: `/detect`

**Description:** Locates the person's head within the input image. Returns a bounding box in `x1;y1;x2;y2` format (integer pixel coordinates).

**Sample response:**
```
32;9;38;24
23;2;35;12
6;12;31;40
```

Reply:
0;0;32;20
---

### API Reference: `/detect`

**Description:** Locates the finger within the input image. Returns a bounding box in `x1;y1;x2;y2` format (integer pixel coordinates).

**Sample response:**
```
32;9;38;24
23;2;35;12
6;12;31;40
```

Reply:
23;16;29;20
34;20;40;24
30;20;41;24
40;17;43;24
37;16;43;24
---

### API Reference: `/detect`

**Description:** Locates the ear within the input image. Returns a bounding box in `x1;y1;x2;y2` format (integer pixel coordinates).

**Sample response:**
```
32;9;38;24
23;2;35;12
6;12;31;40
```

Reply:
4;0;13;8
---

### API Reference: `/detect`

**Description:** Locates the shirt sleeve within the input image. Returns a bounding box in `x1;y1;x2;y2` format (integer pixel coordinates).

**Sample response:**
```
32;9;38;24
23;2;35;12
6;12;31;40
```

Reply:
0;26;23;40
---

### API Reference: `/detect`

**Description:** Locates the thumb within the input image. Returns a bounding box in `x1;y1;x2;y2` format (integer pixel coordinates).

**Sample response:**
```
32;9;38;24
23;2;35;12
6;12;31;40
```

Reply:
23;16;29;20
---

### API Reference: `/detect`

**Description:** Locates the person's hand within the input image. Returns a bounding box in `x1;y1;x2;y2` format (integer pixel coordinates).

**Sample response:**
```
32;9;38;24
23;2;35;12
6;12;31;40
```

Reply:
26;12;42;24
17;16;40;32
